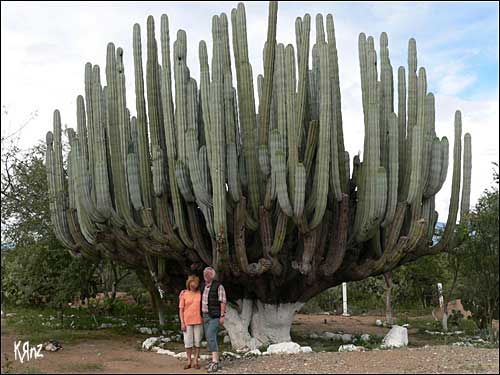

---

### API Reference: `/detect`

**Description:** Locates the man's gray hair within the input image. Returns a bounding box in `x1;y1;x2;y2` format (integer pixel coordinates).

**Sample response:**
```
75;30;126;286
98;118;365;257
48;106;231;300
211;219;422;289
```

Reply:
203;266;216;277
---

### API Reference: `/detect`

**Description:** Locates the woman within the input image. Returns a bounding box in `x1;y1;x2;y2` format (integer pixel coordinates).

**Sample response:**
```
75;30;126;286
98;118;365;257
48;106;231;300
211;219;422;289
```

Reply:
179;275;203;369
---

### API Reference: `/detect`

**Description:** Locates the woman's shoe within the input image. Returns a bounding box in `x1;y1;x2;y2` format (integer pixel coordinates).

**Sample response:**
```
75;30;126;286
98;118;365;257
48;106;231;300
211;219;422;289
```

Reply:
184;363;192;370
193;363;200;369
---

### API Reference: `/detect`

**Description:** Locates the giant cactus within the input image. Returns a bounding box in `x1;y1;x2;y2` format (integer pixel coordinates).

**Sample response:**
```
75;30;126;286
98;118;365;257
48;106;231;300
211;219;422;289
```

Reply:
46;1;472;350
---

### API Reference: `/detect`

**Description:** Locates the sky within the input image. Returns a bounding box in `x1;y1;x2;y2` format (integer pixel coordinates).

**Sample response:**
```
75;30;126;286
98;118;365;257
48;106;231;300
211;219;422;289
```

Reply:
1;1;499;223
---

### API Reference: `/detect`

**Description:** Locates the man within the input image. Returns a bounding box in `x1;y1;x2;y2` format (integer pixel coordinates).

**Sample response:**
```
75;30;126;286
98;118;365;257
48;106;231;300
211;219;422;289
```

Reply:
200;266;226;373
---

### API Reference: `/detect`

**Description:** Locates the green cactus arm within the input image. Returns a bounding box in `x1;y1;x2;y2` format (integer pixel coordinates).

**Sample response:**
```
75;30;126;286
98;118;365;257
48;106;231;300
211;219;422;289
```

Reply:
232;3;261;217
257;1;278;152
175;160;195;202
185;128;213;206
320;193;349;277
397;66;407;201
295;14;310;148
310;42;331;229
227;143;241;202
293;162;306;221
430;110;463;253
381;112;399;227
326;14;347;193
270;211;288;256
460;133;472;219
46;124;78;250
423;137;443;198
173;30;189;165
401;38;418;200
75;95;108;223
406;67;427;204
159;15;193;249
132;23;154;209
209;15;228;252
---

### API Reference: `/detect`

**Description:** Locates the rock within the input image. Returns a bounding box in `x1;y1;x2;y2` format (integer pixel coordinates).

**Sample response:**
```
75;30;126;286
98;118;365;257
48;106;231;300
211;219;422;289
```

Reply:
338;344;365;352
360;334;371;343
264;342;313;355
223;335;231;344
222;351;241;359
142;337;159;351
98;323;113;329
201;341;207;348
382;325;408;348
160;337;171;343
375;319;383;327
151;328;159;334
43;341;62;352
341;334;353;343
244;349;262;357
138;327;153;335
156;348;176;356
323;332;342;341
309;333;319;339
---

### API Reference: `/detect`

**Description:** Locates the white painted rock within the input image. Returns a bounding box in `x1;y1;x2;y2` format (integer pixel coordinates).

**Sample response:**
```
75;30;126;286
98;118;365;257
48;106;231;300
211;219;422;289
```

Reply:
138;327;153;335
360;334;371;343
265;342;302;355
375;319;383;327
382;325;408;348
156;348;176;356
244;349;262;357
142;337;159;351
223;335;231;344
201;341;208;348
300;346;313;353
264;342;313;355
338;344;365;352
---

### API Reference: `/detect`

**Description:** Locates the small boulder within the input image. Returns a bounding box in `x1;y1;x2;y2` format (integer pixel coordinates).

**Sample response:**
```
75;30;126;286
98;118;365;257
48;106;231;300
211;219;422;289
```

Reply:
223;335;231;344
309;333;319;339
360;334;371;343
375;319;383;327
338;344;365;352
244;349;262;357
300;346;313;353
381;325;408;348
201;341;208;348
142;337;159;351
264;342;313;355
341;334;353;343
43;341;62;352
138;327;153;335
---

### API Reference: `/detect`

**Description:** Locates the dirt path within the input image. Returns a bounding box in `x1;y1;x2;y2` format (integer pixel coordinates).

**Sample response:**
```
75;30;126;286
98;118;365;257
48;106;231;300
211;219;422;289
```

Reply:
219;347;499;374
2;316;498;374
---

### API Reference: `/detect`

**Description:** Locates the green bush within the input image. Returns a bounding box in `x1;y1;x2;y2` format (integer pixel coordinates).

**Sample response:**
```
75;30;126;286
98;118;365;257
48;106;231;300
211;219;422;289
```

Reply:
458;318;479;335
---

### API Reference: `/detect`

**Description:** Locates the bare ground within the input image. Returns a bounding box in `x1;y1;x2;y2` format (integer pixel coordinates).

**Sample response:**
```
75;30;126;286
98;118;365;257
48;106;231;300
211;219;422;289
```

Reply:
1;314;498;374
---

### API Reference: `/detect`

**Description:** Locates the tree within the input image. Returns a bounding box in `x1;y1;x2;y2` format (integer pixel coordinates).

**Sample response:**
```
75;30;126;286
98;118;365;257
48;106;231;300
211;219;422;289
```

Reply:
1;140;99;311
44;2;472;350
457;164;499;337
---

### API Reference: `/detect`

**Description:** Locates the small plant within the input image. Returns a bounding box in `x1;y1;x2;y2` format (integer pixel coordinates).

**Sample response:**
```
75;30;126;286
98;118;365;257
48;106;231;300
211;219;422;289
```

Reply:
458;318;478;336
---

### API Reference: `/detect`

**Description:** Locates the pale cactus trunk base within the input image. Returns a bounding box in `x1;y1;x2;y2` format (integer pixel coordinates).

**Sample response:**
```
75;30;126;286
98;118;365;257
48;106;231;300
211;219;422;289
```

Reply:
224;299;304;351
